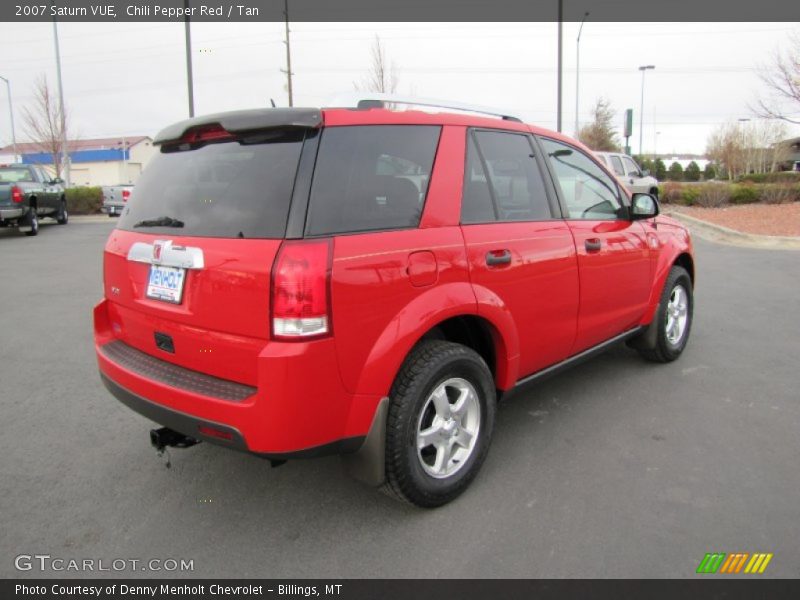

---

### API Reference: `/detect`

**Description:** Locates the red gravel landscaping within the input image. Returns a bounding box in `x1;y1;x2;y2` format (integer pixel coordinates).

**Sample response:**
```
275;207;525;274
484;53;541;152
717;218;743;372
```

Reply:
668;203;800;237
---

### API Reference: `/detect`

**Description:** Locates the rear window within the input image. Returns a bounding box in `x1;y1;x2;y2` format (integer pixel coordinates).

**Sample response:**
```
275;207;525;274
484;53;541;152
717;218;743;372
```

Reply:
0;167;34;183
117;130;305;238
305;125;441;236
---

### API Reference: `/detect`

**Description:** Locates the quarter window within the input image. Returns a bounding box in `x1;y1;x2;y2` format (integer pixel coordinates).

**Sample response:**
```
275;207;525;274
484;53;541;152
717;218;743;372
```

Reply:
306;125;440;236
540;138;625;220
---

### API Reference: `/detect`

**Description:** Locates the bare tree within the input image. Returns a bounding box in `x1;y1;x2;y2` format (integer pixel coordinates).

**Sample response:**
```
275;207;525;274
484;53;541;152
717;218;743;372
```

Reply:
706;122;742;181
753;32;800;124
21;75;72;178
743;120;789;173
354;35;398;94
576;97;621;152
706;119;787;179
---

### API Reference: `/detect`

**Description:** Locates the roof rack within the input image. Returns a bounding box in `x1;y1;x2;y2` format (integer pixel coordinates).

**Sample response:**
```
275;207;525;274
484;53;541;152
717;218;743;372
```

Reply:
326;92;524;123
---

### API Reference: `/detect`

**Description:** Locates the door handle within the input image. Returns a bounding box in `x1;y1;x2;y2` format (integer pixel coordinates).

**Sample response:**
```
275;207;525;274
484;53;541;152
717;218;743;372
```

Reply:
485;249;512;266
584;238;602;253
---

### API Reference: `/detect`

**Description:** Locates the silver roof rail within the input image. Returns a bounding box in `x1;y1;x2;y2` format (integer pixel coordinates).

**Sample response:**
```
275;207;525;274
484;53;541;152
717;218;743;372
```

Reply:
326;92;524;123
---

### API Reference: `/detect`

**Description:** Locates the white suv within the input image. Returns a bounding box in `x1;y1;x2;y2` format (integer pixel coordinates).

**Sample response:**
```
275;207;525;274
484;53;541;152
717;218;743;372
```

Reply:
594;152;659;199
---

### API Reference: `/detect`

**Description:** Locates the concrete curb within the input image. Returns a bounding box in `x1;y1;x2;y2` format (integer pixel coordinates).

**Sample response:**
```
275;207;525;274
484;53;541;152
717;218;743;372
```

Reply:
70;215;116;223
664;210;800;251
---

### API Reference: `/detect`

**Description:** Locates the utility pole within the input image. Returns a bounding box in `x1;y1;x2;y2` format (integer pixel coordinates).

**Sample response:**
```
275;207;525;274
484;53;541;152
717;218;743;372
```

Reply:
184;0;195;117
638;65;655;156
51;10;70;187
556;0;563;132
282;0;294;106
574;11;589;137
0;75;17;162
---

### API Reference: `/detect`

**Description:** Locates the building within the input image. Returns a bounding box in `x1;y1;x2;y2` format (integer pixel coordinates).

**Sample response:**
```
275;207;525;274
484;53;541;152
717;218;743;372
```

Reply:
0;136;156;186
778;136;800;170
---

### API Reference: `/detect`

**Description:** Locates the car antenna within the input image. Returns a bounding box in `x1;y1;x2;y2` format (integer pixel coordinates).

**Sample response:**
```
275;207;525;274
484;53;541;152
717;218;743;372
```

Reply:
270;98;276;107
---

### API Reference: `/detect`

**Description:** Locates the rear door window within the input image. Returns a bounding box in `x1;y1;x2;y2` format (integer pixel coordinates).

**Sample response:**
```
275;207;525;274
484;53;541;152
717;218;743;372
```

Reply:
305;125;440;236
610;156;625;176
622;156;642;177
117;129;305;239
461;129;553;223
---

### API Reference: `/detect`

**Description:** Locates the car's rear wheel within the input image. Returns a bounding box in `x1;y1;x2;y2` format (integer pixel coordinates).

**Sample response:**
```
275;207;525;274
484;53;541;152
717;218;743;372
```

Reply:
637;265;693;362
383;340;496;507
56;199;68;225
24;210;39;236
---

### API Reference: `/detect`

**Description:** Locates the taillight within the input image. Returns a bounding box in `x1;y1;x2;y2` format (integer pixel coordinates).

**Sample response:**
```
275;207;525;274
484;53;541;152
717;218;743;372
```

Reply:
271;240;332;340
122;189;130;202
11;186;23;203
197;425;233;441
181;123;234;144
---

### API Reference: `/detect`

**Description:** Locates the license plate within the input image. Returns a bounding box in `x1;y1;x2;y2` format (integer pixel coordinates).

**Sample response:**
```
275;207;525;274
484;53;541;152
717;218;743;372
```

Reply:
146;265;186;304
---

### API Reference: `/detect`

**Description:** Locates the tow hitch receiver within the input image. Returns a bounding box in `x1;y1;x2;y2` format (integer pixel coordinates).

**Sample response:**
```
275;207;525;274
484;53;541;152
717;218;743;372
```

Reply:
150;427;200;468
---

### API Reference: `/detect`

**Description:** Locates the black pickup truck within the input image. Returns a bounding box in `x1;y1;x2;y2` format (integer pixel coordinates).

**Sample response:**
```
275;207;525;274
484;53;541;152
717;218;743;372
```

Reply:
0;164;68;236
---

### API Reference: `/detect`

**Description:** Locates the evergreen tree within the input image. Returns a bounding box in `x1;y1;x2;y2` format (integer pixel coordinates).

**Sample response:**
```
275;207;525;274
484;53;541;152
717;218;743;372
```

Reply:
685;161;701;182
667;162;685;181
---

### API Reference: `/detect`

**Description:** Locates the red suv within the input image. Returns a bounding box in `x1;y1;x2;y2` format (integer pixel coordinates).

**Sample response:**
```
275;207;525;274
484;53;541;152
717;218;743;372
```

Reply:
94;97;694;507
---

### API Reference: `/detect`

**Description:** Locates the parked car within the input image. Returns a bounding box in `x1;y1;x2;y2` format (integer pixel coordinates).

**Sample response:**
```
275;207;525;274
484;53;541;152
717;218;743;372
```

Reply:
101;184;134;216
94;97;695;507
594;151;660;198
0;164;68;236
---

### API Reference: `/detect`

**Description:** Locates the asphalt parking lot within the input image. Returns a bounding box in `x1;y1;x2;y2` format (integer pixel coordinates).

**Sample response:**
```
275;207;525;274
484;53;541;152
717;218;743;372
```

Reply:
1;218;798;579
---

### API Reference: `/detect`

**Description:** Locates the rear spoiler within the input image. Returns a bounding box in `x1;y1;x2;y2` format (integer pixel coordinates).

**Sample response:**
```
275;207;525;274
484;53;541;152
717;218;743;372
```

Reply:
153;108;322;146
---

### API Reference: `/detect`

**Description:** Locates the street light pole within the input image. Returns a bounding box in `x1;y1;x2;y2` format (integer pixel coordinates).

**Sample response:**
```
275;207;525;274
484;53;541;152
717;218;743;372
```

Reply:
574;11;589;137
184;0;195;117
51;13;70;187
283;0;294;107
638;65;655;156
0;76;17;162
556;0;563;132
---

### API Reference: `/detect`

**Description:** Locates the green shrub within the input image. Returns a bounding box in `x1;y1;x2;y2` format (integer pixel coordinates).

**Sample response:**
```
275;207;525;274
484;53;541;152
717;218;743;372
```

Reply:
735;172;800;184
66;186;103;214
759;184;796;204
736;173;768;184
703;163;717;180
678;185;702;206
660;182;683;204
694;183;729;207
729;184;760;204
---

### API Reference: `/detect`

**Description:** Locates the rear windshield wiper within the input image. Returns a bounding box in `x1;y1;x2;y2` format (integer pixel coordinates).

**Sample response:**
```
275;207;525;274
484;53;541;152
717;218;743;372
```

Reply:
133;216;185;228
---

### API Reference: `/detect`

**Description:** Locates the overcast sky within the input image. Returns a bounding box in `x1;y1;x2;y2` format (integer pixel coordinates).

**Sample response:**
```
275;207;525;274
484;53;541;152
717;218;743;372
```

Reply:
1;21;799;155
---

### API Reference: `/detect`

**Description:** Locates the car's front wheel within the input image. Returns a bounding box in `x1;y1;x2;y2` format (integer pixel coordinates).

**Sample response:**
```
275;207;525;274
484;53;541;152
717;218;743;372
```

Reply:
637;265;693;362
383;340;496;507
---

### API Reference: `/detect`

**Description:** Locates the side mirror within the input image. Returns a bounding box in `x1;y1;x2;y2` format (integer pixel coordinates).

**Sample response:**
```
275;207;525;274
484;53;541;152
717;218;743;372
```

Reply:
50;178;64;184
641;169;651;177
630;193;659;220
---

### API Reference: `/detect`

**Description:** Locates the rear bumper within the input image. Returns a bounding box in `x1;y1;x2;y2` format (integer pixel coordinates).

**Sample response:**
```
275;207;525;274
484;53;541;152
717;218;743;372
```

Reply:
100;373;363;458
0;207;24;220
94;299;381;456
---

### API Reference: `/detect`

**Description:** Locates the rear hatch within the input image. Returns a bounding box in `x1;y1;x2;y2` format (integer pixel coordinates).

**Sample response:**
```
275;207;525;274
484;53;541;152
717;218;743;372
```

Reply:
103;121;314;385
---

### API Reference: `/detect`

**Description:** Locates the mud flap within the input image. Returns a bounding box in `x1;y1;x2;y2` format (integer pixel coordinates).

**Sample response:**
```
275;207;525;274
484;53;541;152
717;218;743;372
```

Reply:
340;397;388;487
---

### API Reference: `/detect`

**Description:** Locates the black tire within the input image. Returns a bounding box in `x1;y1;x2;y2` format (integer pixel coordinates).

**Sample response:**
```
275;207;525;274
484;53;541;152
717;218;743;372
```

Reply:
56;199;68;225
637;266;693;363
24;209;39;237
383;340;496;508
